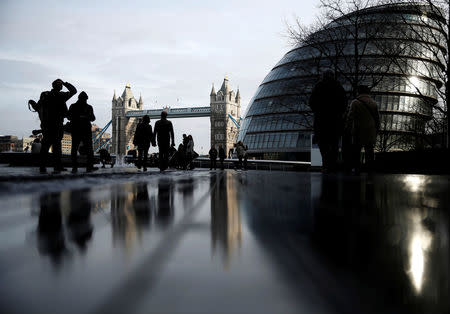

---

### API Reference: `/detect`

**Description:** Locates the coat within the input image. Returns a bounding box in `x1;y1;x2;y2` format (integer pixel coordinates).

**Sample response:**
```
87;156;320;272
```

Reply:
309;78;347;136
236;143;247;158
346;94;380;146
209;148;218;159
38;82;77;128
133;122;154;148
218;147;226;160
154;119;174;148
67;101;95;134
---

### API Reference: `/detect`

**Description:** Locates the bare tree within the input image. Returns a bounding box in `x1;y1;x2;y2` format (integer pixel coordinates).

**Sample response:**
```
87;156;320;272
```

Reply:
287;0;400;95
383;0;449;148
287;0;447;151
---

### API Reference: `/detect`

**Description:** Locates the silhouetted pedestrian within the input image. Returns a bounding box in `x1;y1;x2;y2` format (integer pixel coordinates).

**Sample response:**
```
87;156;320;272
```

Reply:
309;70;347;173
38;79;77;173
346;85;380;173
153;111;175;171
218;144;226;170
236;141;248;170
133;115;155;171
99;148;113;168
209;146;218;170
68;91;96;173
176;143;186;169
186;135;195;170
31;138;41;154
228;147;233;159
182;134;188;146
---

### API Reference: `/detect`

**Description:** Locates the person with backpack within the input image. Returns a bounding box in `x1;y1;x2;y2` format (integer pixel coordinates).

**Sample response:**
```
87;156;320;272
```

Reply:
67;91;96;173
37;79;77;174
346;85;380;173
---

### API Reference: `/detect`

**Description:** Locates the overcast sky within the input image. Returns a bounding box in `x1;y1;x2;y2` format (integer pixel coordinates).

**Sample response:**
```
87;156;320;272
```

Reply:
0;0;319;153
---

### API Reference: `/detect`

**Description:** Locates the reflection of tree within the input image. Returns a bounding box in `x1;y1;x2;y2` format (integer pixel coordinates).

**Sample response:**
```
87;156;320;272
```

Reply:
210;172;242;269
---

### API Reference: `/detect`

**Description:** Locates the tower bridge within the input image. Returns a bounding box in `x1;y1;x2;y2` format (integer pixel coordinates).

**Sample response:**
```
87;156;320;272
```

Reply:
125;106;211;119
110;78;241;155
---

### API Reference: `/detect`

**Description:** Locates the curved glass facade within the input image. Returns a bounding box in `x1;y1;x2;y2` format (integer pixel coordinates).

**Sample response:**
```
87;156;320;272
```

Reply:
238;3;445;159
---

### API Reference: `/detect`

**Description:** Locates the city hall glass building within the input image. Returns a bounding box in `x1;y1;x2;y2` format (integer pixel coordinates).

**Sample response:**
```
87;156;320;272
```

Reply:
238;3;445;160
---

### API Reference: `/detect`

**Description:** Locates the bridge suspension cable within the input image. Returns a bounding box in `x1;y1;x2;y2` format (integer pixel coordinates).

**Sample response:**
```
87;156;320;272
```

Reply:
228;114;241;129
92;120;112;145
94;138;112;153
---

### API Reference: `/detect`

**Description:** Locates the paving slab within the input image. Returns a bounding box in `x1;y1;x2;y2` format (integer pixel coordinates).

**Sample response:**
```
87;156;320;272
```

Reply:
0;169;448;314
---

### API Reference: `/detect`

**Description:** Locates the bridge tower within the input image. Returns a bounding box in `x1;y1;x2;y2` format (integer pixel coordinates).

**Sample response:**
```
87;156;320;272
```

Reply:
111;83;143;155
210;77;241;154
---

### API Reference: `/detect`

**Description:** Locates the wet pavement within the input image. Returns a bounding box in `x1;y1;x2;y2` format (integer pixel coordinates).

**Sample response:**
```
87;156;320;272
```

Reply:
0;169;448;314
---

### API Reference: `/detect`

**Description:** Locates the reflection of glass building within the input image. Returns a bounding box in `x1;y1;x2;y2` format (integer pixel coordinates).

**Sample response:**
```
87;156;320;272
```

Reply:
238;3;444;159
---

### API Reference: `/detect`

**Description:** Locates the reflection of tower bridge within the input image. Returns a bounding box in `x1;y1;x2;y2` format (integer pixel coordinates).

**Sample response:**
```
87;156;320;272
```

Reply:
95;77;241;155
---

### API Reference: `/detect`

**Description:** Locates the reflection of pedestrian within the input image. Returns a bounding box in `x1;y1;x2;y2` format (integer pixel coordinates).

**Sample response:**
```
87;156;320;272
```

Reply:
153;111;175;171
67;189;93;252
37;193;65;266
209;146;217;170
133;183;152;229
133;115;155;171
68;91;96;173
38;79;77;174
218;144;226;170
309;70;347;172
346;85;380;173
156;181;174;228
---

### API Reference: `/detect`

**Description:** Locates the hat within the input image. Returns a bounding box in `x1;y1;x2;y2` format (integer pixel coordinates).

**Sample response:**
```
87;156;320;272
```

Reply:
78;91;88;100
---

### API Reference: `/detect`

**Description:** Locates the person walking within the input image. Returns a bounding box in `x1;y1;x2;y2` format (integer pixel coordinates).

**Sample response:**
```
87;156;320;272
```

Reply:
38;79;77;174
309;70;347;173
133;115;155;171
67;91;96;173
346;85;380;173
236;141;248;170
186;135;195;170
153;111;175;171
209;145;218;170
218;144;226;170
228;147;234;159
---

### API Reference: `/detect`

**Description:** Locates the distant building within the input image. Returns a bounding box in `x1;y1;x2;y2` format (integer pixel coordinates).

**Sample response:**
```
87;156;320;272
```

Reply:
238;3;444;159
0;135;19;152
14;137;36;152
111;84;143;155
92;124;112;153
61;132;72;154
210;77;241;154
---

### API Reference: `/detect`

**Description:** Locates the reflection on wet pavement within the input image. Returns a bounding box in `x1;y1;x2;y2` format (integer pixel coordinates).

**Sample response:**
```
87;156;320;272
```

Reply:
0;170;448;314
